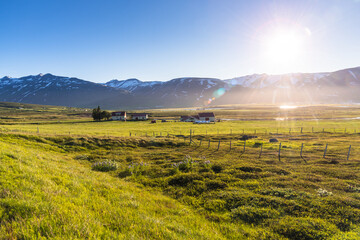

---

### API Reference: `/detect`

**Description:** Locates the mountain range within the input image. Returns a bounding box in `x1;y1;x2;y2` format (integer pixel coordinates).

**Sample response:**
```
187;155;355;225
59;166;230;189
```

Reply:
1;67;360;109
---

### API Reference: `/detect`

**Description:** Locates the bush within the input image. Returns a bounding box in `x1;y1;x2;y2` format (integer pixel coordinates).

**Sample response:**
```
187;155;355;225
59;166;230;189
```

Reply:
168;173;203;186
231;206;280;224
270;216;339;240
172;155;195;172
203;199;227;212
237;166;262;172
211;164;223;173
317;188;333;197
127;162;148;177
206;180;228;190
259;188;310;200
92;160;118;172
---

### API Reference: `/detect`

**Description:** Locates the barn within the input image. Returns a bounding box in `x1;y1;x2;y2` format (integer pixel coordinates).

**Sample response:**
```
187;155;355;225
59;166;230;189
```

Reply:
198;112;215;122
130;113;149;121
111;111;127;121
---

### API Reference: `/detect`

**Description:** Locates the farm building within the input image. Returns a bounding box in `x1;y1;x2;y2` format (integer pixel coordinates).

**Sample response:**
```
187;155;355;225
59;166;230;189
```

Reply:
180;112;215;122
111;111;127;121
180;115;199;122
130;113;149;120
198;112;215;122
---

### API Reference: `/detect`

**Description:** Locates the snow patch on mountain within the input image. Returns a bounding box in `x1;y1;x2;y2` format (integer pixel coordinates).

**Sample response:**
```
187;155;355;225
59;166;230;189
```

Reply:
105;79;163;92
348;70;358;80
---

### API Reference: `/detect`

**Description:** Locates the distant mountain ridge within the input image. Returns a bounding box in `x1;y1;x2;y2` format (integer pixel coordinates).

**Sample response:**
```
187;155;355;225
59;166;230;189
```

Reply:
1;67;360;108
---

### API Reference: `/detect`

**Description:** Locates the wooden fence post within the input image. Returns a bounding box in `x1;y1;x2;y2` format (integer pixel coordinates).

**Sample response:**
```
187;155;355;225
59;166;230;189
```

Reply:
243;141;246;152
217;140;220;151
259;143;263;158
347;145;352;161
130;132;131;137
229;140;232;150
208;139;210;149
301;127;303;134
323;144;328;158
300;143;304;158
278;143;282;161
37;127;39;134
199;139;202;146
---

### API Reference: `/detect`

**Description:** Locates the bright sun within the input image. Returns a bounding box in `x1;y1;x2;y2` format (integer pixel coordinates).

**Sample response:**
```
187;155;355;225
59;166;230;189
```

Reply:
266;31;302;63
259;26;309;74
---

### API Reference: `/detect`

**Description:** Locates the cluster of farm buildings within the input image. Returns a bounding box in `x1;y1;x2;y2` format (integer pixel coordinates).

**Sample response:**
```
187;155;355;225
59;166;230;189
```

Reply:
111;111;215;122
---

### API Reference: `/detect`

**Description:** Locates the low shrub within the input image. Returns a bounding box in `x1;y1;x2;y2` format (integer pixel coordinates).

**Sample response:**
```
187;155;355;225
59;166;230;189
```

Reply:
203;199;227;212
211;164;223;173
127;162;148;177
168;173;203;186
270;216;339;240
237;166;262;172
317;188;333;197
172;155;195;172
231;206;280;224
92;160;118;172
259;188;310;200
206;180;228;190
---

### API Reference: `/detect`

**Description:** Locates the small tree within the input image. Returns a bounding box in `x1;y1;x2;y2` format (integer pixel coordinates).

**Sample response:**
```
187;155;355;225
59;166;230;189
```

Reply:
92;106;102;121
102;110;111;120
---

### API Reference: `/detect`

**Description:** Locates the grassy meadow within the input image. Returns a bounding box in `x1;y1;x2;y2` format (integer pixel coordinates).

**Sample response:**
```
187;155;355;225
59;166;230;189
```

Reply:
1;102;360;239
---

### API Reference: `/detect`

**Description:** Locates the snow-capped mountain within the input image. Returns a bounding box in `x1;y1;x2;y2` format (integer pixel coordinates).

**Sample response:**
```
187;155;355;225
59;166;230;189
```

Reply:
104;78;163;92
0;73;130;108
1;67;360;108
215;67;360;105
224;72;330;89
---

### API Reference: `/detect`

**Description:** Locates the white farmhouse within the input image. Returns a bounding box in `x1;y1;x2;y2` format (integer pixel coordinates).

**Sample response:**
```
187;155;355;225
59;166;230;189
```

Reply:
130;113;149;120
111;111;127;121
198;112;215;122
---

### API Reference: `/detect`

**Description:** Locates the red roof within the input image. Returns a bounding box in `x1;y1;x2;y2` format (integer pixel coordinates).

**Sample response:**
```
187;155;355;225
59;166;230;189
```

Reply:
198;112;215;118
112;111;126;116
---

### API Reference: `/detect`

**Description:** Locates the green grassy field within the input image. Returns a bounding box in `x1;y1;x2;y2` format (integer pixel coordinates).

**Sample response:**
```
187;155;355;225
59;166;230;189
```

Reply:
1;103;360;239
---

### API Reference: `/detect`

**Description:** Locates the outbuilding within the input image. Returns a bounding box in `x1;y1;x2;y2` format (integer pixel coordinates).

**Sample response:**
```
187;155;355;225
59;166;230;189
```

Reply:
130;113;149;120
198;112;215;122
111;111;127;121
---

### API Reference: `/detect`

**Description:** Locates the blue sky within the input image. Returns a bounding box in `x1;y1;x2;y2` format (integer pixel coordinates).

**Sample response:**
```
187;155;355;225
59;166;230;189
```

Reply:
1;0;359;82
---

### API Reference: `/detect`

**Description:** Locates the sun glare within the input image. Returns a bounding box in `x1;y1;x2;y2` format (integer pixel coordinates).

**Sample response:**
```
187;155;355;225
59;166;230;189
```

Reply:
258;23;310;74
265;31;302;65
